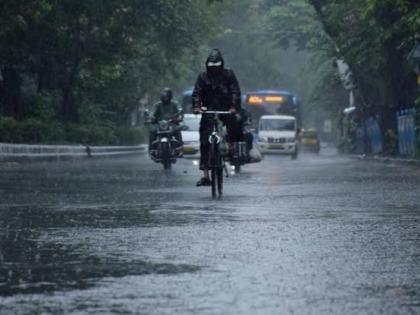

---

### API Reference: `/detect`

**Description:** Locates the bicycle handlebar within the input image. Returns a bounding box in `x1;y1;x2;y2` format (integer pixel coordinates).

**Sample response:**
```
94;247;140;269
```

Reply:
202;111;231;115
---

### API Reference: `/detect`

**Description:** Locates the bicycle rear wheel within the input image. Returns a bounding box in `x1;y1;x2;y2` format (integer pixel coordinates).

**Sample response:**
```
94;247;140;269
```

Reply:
233;164;240;174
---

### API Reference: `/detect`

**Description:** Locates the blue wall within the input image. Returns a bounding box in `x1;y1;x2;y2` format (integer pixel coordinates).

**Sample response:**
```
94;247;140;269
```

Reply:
397;109;417;157
365;117;383;154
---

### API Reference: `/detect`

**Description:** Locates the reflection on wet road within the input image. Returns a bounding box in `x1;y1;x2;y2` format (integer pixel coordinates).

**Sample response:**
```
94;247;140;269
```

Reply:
1;149;420;314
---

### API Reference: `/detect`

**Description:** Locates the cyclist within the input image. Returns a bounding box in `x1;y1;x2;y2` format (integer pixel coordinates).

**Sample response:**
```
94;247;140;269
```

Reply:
192;49;242;186
149;88;183;152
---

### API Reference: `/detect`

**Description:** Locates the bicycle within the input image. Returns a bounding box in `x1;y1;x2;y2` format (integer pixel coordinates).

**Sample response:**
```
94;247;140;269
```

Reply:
202;110;231;199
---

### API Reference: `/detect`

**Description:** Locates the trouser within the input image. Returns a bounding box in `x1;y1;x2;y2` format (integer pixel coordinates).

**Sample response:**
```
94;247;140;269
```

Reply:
199;115;242;170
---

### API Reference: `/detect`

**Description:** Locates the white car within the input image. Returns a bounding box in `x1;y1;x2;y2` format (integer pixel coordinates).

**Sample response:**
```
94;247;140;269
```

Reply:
181;114;201;157
257;115;298;158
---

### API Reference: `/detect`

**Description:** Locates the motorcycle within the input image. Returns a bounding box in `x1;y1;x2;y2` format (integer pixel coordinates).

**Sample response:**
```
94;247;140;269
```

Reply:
228;112;259;173
148;112;184;170
229;141;247;174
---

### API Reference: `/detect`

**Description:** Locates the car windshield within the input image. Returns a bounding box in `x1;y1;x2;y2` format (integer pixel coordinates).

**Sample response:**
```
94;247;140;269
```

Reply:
183;116;200;131
259;119;295;131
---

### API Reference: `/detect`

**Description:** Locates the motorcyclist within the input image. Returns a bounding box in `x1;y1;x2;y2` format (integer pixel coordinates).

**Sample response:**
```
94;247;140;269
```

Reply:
192;49;242;186
148;88;183;153
238;108;254;157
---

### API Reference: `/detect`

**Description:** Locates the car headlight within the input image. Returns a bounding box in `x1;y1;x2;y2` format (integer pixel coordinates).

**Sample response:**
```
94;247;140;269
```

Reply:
287;138;295;143
258;136;268;142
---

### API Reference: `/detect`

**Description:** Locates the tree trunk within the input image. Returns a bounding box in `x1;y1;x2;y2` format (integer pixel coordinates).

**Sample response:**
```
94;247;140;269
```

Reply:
380;41;417;155
37;61;50;92
61;61;80;123
0;67;23;120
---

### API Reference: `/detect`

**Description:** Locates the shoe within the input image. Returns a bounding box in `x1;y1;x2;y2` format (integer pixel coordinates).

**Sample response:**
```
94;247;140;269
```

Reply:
196;177;211;187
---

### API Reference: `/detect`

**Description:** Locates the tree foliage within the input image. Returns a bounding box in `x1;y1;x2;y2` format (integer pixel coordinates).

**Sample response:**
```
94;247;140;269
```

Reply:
1;0;419;149
0;0;221;143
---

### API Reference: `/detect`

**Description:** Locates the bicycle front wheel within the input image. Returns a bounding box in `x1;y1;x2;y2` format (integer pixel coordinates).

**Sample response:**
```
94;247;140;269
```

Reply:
217;167;223;197
209;139;223;199
210;167;223;199
211;167;217;199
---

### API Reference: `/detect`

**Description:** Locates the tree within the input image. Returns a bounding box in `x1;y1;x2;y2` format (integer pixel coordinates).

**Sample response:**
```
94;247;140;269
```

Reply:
307;0;419;152
0;0;221;127
262;0;420;153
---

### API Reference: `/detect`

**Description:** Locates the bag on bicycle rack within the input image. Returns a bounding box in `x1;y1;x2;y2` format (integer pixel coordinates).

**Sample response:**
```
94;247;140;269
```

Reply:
249;146;263;163
216;123;229;157
219;138;229;157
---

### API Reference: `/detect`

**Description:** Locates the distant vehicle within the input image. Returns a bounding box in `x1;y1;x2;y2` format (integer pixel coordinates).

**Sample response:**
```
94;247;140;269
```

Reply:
299;129;320;153
181;113;201;157
243;90;300;129
181;89;193;114
257;115;298;159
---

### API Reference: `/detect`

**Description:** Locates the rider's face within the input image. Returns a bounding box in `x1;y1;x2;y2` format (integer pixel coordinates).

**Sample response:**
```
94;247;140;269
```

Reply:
207;65;223;77
161;93;171;103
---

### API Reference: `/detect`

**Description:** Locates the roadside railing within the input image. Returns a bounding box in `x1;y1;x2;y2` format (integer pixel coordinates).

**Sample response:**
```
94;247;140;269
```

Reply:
0;143;146;161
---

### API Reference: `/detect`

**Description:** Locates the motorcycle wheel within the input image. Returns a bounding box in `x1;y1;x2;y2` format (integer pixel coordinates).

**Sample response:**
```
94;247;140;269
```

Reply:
161;142;172;170
163;159;172;170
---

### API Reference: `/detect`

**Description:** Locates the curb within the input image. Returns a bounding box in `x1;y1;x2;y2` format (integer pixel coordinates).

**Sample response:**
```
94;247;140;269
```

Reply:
353;154;420;166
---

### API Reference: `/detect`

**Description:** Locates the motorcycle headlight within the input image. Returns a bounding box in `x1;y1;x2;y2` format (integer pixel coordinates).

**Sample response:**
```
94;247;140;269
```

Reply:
159;120;169;131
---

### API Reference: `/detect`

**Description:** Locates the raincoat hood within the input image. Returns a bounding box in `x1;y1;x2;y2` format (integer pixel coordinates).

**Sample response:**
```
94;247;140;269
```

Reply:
206;49;225;70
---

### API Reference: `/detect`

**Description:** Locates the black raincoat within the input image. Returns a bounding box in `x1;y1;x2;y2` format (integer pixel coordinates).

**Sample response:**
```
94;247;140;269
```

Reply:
192;50;241;112
191;49;243;170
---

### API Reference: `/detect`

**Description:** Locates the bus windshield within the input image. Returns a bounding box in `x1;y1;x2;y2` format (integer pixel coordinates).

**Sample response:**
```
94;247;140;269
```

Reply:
243;90;299;128
259;119;295;131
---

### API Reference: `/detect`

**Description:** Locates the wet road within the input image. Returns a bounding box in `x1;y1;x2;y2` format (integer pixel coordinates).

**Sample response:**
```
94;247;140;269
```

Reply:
1;149;420;314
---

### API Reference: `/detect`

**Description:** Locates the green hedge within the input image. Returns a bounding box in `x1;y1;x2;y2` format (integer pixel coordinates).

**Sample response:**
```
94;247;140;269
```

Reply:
0;117;145;145
0;117;21;143
115;126;146;145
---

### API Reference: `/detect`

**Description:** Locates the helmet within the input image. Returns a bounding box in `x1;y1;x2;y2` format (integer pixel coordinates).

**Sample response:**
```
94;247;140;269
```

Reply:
160;88;172;103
